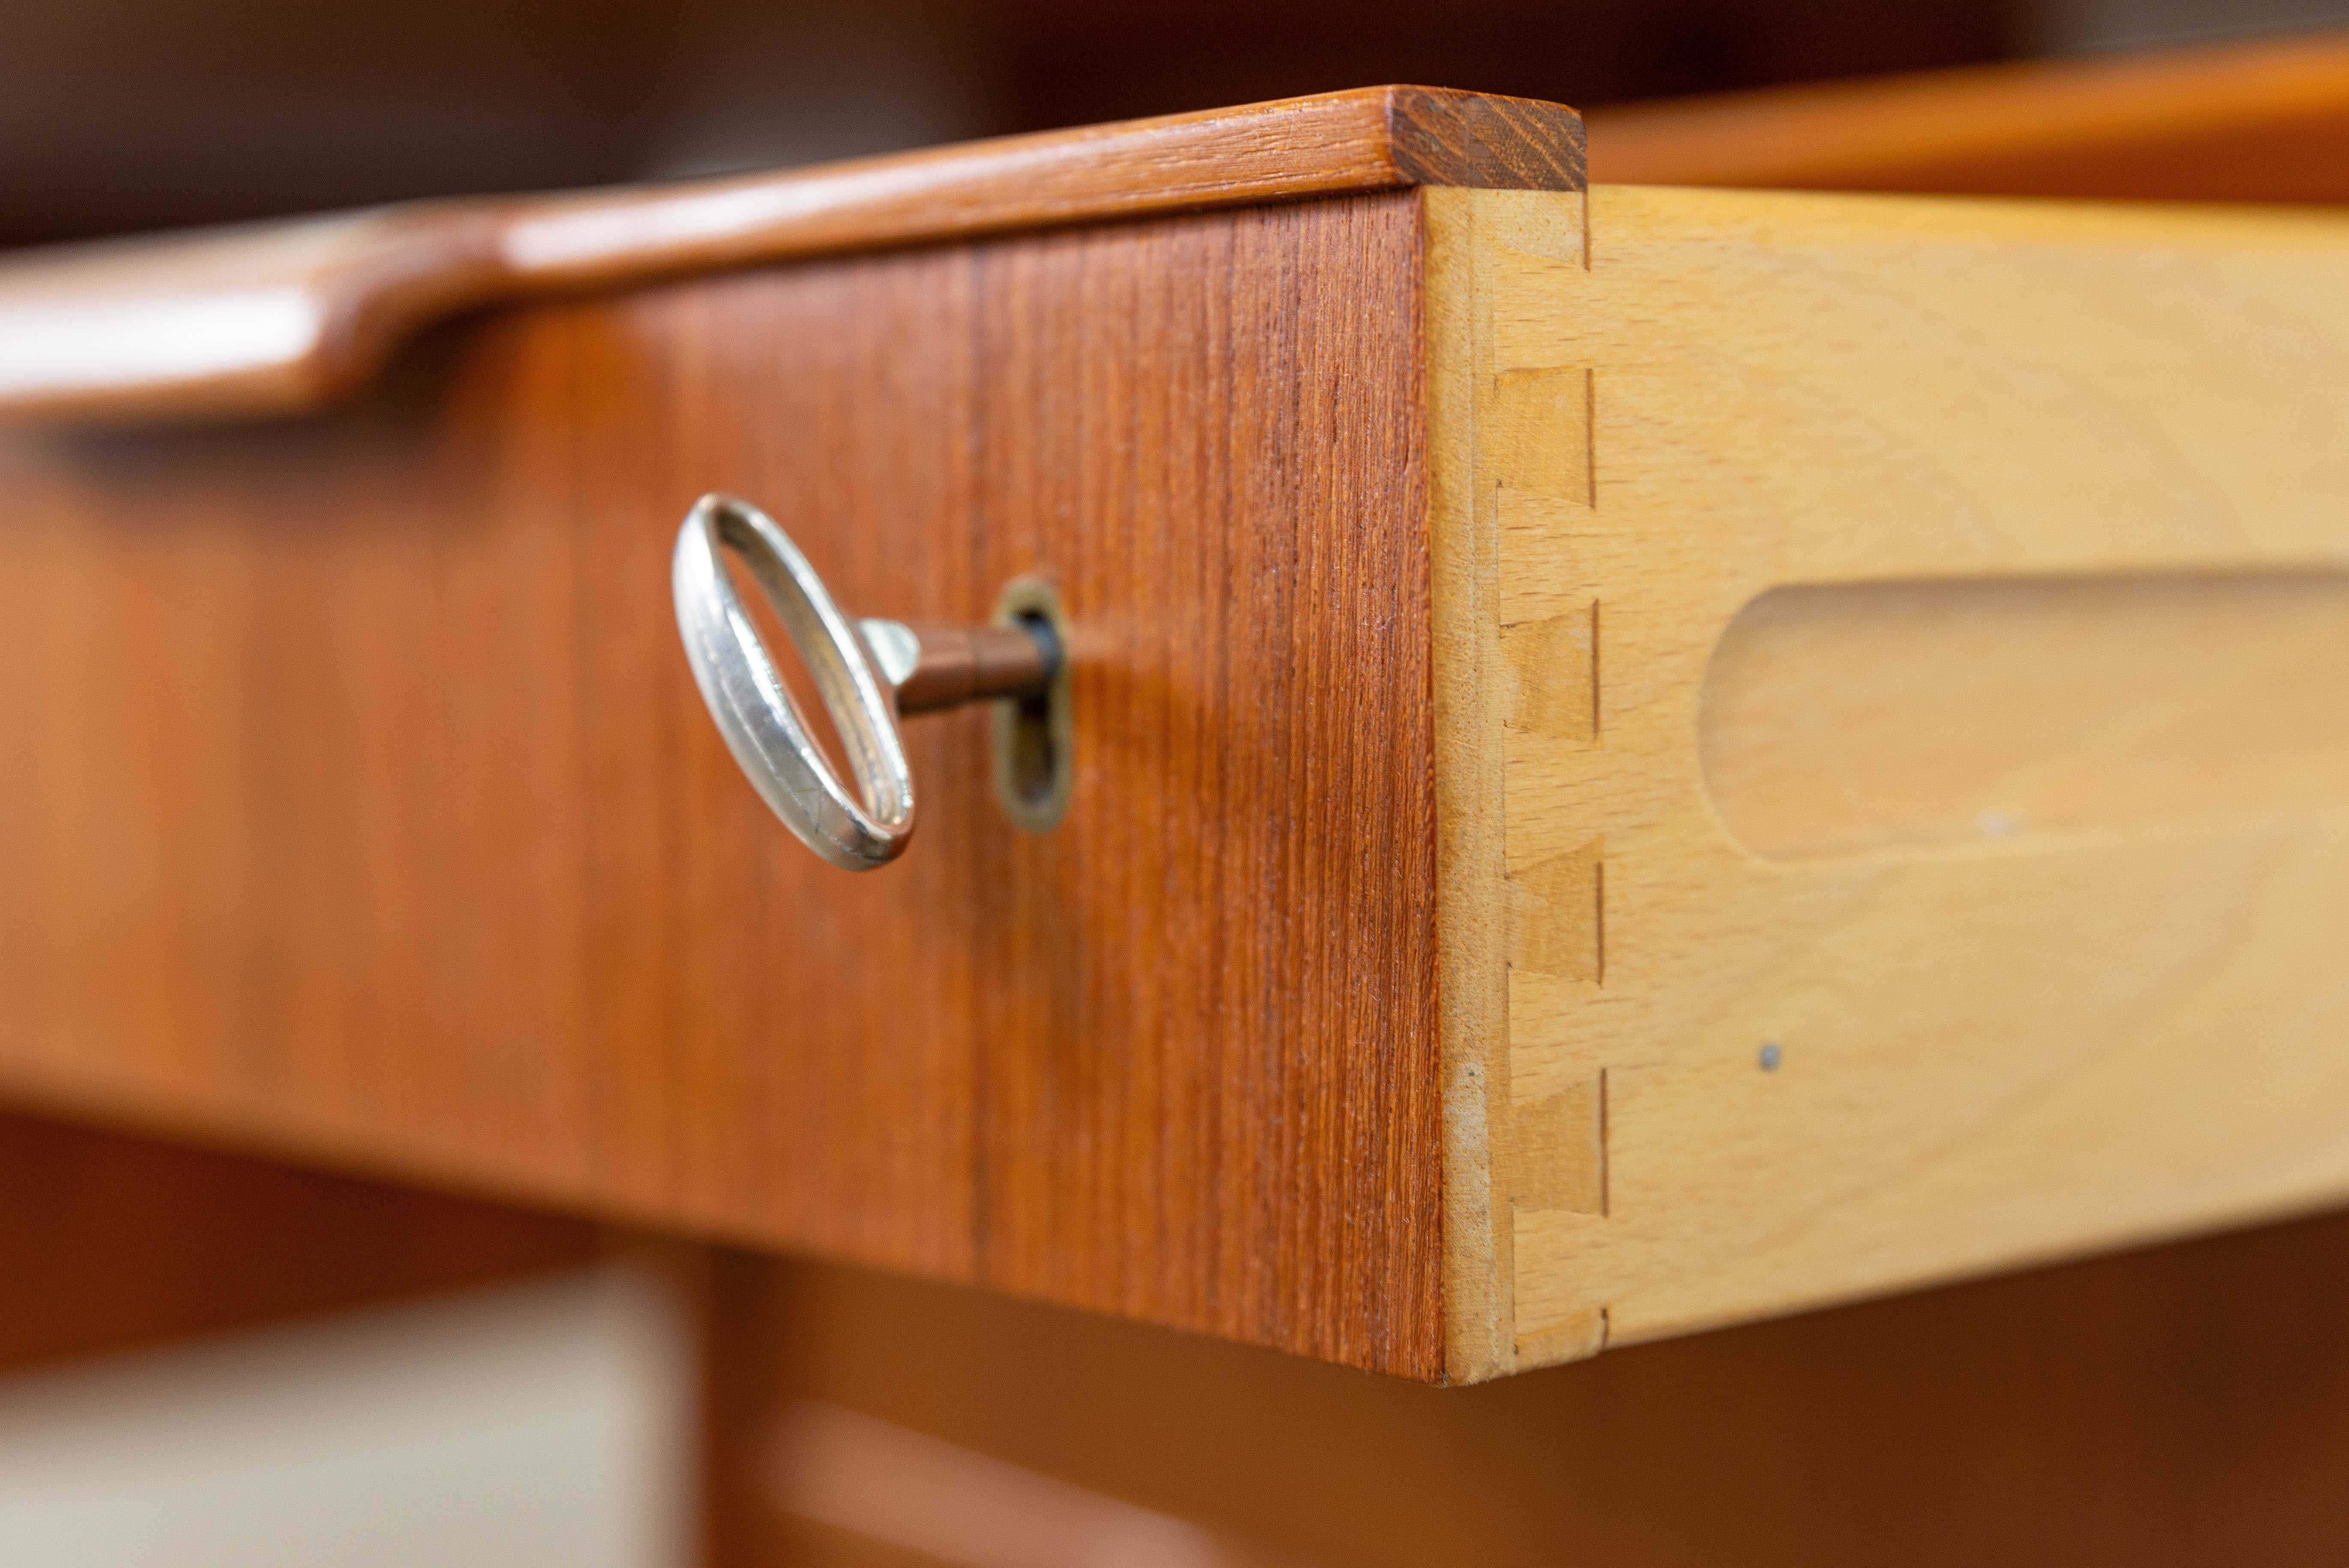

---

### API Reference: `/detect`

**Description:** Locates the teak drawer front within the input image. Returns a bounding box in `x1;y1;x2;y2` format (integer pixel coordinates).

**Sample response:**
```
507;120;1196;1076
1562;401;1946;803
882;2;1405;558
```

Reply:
7;149;2349;1379
0;192;1445;1377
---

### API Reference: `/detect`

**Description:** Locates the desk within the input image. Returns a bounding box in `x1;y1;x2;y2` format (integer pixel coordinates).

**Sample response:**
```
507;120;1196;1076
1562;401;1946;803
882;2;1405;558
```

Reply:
5;41;2349;1562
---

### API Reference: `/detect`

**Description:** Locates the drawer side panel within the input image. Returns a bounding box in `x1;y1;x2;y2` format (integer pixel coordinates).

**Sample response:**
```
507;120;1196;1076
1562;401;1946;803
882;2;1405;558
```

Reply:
1432;183;2349;1379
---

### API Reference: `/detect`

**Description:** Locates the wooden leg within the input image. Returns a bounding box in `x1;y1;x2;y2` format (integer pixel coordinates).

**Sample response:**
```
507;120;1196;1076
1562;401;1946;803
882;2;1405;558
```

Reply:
701;1212;2349;1567
21;1104;2349;1564
689;1247;796;1568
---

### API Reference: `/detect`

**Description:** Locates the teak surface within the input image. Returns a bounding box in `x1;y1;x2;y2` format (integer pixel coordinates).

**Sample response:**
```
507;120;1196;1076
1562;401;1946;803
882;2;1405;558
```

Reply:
0;86;1582;423
1589;30;2349;200
0;194;1445;1377
1429;184;2349;1377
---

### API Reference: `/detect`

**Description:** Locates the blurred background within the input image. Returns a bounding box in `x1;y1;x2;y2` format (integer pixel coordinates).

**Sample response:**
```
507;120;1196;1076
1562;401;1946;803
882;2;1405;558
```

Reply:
4;0;2347;249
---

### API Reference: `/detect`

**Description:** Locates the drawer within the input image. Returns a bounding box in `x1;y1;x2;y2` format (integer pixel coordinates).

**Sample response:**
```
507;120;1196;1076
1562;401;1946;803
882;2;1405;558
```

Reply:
3;89;2347;1383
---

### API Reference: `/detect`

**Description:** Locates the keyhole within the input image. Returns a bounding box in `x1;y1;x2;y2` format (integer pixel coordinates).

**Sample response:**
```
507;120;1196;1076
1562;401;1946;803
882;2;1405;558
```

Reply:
991;578;1073;833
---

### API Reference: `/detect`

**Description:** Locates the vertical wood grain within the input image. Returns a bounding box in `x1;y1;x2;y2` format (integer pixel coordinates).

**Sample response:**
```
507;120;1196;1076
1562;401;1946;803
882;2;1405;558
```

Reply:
0;194;1441;1376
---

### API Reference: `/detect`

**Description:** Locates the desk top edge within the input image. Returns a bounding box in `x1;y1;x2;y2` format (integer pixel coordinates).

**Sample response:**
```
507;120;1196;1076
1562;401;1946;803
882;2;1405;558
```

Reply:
0;86;1585;425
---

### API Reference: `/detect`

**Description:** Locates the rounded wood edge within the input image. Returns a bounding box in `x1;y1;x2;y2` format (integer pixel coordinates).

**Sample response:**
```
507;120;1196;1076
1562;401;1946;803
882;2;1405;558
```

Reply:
0;87;1584;427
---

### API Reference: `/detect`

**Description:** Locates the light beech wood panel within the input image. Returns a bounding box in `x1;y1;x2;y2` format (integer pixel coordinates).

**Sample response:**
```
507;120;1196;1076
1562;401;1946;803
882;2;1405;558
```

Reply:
1429;183;2349;1380
1703;572;2349;861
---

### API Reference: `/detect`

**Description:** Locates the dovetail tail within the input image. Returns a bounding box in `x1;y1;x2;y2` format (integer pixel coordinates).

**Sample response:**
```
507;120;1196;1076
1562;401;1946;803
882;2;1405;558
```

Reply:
1589;598;1602;745
1597;1066;1610;1217
1594;855;1606;988
1581;188;1592;271
1584;368;1597;511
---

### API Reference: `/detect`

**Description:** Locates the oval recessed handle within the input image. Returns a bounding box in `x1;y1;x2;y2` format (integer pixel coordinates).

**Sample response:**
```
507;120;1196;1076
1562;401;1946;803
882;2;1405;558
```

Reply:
670;493;1058;871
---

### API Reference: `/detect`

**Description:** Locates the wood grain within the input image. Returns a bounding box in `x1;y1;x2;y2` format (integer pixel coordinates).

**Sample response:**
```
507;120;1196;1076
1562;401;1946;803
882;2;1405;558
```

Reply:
1588;30;2349;200
0;86;1582;425
1703;573;2349;861
0;193;1444;1378
1426;183;2349;1378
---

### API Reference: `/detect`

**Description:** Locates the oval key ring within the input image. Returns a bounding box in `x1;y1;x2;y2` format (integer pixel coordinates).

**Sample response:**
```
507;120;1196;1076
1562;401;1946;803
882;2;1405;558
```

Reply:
671;494;915;870
671;493;1063;871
